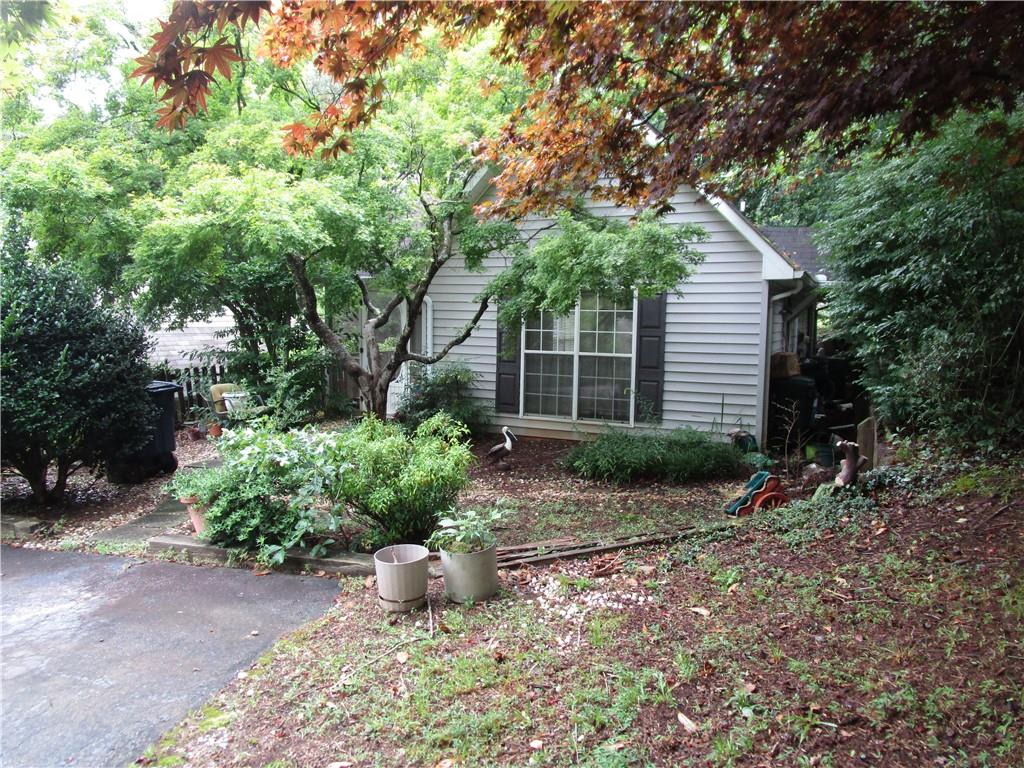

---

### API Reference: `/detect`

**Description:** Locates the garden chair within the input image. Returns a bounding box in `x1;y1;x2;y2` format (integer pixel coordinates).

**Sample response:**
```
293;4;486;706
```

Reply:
202;383;270;424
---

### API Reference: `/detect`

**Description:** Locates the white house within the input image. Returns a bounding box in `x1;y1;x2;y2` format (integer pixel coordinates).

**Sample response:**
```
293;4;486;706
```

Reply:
419;179;821;448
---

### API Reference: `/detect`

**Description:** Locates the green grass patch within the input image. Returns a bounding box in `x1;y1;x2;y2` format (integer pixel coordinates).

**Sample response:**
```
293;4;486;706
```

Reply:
757;489;879;550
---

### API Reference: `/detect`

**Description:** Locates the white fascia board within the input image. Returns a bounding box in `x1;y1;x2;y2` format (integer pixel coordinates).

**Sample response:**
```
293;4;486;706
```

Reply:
706;194;802;281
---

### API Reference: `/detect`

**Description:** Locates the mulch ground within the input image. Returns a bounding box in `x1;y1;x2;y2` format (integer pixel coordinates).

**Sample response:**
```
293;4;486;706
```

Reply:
1;430;217;550
139;457;1024;768
465;436;733;545
4;434;731;553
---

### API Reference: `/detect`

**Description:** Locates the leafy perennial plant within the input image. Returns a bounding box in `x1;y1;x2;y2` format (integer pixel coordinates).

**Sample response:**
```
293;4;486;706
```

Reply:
165;412;473;562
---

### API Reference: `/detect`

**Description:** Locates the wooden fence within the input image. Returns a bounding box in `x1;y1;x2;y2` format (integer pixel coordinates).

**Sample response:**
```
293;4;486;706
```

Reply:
162;361;359;426
163;364;230;425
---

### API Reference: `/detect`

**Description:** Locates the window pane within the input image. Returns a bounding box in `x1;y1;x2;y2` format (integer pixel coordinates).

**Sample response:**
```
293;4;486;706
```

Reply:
522;292;633;423
577;354;631;422
551;315;575;352
524;353;574;417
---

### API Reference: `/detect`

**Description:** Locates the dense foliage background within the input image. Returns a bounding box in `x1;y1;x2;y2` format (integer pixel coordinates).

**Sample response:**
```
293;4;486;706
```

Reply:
820;112;1024;445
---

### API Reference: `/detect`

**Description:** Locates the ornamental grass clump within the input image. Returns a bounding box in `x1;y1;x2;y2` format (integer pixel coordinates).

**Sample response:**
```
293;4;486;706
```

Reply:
565;428;745;484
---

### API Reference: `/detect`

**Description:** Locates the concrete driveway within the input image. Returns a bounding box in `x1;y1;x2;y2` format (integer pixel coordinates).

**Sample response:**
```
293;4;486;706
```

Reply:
1;546;339;768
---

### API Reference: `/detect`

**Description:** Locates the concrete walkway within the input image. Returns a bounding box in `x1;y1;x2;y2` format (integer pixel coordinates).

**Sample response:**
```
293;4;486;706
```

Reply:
90;495;189;545
1;546;338;768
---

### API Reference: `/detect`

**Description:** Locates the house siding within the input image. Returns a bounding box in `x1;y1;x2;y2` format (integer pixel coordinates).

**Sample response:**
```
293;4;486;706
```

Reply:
427;188;768;439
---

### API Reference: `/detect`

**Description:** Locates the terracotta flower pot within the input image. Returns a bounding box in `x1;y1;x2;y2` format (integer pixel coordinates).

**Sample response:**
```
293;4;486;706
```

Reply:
179;496;206;535
207;422;223;438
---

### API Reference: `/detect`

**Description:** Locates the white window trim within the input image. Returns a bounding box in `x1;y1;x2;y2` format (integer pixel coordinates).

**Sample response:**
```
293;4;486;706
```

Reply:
518;294;638;426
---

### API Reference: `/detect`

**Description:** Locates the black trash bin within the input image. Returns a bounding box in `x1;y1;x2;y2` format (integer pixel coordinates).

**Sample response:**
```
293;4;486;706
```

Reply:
108;380;183;483
143;380;183;471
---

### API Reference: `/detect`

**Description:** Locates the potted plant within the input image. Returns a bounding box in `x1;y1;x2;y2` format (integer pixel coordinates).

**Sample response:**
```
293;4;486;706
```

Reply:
163;466;226;536
426;507;503;603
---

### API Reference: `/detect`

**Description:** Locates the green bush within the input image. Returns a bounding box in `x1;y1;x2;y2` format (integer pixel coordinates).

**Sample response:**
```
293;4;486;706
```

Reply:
205;413;473;548
164;431;334;564
200;474;307;561
1;255;155;504
397;362;491;436
325;413;474;545
821;110;1024;445
564;428;745;484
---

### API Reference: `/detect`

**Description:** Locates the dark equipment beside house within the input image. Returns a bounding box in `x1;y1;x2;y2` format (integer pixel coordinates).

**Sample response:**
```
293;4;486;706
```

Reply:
107;380;182;483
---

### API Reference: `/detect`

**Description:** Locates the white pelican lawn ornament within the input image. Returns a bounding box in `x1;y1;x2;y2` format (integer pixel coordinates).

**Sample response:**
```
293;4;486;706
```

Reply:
487;426;519;470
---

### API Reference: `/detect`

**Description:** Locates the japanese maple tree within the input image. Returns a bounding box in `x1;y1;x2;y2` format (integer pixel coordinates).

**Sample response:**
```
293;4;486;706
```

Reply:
133;1;1024;214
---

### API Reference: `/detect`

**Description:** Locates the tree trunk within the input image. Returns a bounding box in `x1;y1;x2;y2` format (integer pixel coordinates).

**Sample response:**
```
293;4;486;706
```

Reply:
27;468;49;505
363;369;394;420
51;456;73;503
19;448;51;505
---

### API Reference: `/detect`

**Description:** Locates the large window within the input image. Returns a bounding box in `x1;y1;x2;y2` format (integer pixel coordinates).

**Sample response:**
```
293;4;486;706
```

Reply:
522;294;635;422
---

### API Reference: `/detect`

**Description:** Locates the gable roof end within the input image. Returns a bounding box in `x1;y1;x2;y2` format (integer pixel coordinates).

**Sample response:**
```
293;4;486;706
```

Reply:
706;196;810;282
758;226;829;283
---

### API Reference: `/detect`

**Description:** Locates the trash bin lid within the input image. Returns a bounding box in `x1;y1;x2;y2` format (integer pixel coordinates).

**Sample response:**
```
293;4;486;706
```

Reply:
147;380;183;394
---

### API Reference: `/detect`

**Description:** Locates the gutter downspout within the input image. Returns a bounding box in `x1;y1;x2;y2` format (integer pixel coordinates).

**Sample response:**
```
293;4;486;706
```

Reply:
770;286;801;352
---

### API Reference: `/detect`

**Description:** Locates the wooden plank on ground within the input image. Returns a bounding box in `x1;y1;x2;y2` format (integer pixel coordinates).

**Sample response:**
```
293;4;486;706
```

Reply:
495;524;735;569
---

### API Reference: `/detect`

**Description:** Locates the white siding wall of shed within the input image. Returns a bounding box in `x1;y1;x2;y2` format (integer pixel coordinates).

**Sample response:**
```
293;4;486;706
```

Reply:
427;188;767;439
149;313;235;369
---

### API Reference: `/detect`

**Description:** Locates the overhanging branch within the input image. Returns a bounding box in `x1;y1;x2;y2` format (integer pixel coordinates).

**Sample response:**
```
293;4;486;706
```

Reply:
286;254;366;380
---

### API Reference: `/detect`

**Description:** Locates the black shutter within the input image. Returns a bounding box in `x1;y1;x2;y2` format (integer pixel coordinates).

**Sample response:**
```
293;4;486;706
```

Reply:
634;294;666;421
495;322;520;414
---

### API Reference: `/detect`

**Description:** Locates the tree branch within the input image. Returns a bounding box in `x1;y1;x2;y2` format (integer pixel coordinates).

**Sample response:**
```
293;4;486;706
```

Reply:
286;254;367;380
403;297;490;365
355;273;380;316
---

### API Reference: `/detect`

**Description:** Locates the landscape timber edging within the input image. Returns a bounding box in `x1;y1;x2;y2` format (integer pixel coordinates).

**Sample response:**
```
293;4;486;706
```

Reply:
147;534;377;576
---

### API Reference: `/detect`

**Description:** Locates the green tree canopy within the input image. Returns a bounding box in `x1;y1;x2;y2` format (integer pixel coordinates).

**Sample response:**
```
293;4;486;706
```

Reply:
820;110;1024;444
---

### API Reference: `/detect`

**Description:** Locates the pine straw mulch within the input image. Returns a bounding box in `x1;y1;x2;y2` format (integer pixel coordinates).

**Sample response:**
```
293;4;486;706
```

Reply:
463;436;736;546
139;460;1024;768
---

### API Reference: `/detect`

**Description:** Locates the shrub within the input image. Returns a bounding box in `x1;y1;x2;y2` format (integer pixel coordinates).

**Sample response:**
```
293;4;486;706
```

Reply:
200;473;307;562
163;441;332;565
1;255;155;504
326;413;474;545
211;412;473;547
397;362;491;436
821;110;1024;445
564;428;745;484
